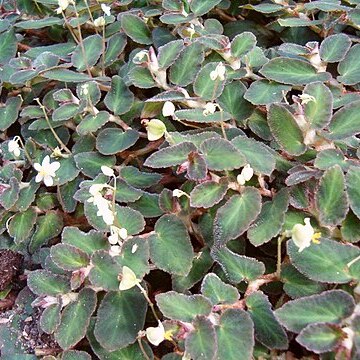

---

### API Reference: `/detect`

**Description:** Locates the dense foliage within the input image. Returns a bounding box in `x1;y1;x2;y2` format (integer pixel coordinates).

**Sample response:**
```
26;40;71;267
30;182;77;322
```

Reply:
1;0;360;359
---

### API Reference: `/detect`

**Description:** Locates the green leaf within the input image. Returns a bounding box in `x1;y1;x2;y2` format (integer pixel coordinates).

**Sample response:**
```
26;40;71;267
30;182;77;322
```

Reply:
15;17;63;29
121;14;152;45
275;290;355;333
29;211;63;253
347;166;360;220
190;181;228;208
128;66;156;88
185;317;217;360
214;188;261;246
55;288;97;350
244;80;290;105
187;152;207;181
158;40;184;69
328;100;360;139
315;165;348;226
155;291;212;322
288;237;360;283
231;136;276;176
337;44;360;85
193;62;226;101
268;104;306;155
53;103;79;122
0;29;17;64
104;33;127;66
144;142;197;168
149;214;194;276
8;207;37;244
40;303;61;334
341;211;360;243
62;350;91;360
62;227;109;255
170;43;204;86
246;291;288;350
303;82;333;130
216;309;254;360
94;289;147;351
231;32;257;58
104;76;134;115
260;57;331;85
0;96;22;131
42;69;91;82
174;109;232;123
50;244;89;271
314;149;348;171
120;166;162;189
76;111;110;135
200;138;245;171
27;270;70;296
74;151;116;178
0;177;20;210
201;273;239;305
212;247;265;283
55;156;80;185
320;33;351;63
89;250;121;291
96;128;139;155
129;192;164;218
72;35;103;72
248;189;289;246
190;0;221;15
296;323;344;354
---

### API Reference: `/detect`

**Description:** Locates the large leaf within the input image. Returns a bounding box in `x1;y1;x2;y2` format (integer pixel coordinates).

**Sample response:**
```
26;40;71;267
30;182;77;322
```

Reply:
320;33;351;63
246;291;288;350
155;291;212;322
121;14;152;45
268;104;306;155
104;76;134;115
337;44;360;85
346;166;360;220
247;189;289;246
104;33;127;67
244;80;290;105
94;289;147;351
231;32;257;58
74;151;116;178
288;237;360;283
216;309;254;360
55;288;96;350
275;290;355;333
96;128;139;155
72;35;102;72
0;96;22;131
0;29;17;64
315;165;348;226
214;187;261;246
8;207;37;244
158;40;184;69
149;214;194;276
27;270;70;296
190;181;228;208
260;57;330;85
50;244;89;271
190;0;222;16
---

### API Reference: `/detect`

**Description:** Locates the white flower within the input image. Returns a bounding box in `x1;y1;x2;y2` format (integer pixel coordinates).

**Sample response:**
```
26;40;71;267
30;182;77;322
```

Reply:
291;218;320;252
34;155;60;187
236;164;254;185
109;245;121;257
131;244;138;253
146;321;165;346
187;23;196;39
108;226;128;244
162;101;176;117
80;83;89;96
146;119;166;141
133;50;149;64
119;266;140;291
94;16;106;27
210;62;226;81
299;93;316;105
8;137;21;157
101;165;114;177
101;3;111;16
202;102;217;116
55;0;71;13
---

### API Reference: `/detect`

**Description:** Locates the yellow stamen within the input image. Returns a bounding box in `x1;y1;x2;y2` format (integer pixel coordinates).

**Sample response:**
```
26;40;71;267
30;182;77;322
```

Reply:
312;232;321;244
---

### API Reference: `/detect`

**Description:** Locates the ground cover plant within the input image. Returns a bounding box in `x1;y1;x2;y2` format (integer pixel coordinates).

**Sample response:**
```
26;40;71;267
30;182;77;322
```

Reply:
1;0;360;358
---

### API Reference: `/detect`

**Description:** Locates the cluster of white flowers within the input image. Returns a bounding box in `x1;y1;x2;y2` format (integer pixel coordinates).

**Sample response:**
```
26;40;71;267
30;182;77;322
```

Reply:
210;62;226;81
108;225;128;245
236;164;254;185
93;4;111;27
88;182;115;225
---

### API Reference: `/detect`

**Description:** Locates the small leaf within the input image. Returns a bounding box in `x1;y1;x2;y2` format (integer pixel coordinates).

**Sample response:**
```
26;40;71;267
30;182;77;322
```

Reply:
158;40;184;69
174;109;232;123
212;247;265;283
120;166;162;189
43;69;91;82
104;33;127;67
155;291;212;322
28;270;70;296
201;273;239;305
320;33;351;63
296;323;344;354
128;66;156;88
190;0;222;16
51;244;89;271
8;207;37;244
185;317;217;360
231;32;257;58
96;128;139;155
144;142;197;168
214;188;262;246
347;166;360;217
337;44;360;85
55;288;97;350
314;149;348;171
216;309;254;360
190;181;228;208
40;303;61;334
76;111;110;135
74;151;116;178
275;290;355;333
247;189;289;246
246;291;288;350
94;289;147;351
260;57;331;85
104;76;134;115
72;35;102;72
200;138;245;171
121;14;152;45
288;237;360;283
53;103;79;122
341;211;360;243
62;350;92;360
268;104;306;155
244;80;290;105
187;152;207;181
315;165;348;226
0;29;17;64
149;214;194;276
0;96;22;131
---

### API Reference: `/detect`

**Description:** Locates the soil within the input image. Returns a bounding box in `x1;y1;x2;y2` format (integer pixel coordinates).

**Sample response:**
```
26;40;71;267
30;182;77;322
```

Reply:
0;249;23;291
